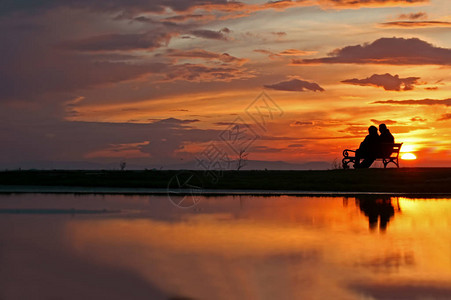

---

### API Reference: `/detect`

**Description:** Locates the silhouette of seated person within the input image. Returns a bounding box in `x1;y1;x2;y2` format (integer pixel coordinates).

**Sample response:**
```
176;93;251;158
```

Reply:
378;123;395;158
356;195;395;232
354;125;379;168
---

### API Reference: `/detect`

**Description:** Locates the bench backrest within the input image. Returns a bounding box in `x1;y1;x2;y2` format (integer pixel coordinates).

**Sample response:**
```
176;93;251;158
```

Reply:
383;143;402;158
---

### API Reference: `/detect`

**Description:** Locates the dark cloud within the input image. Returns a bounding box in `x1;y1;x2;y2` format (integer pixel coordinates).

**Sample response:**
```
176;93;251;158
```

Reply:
0;0;231;17
166;49;247;65
371;119;397;125
373;98;451;106
341;73;420;91
0;13;173;101
0;0;430;20
150;118;200;125
163;63;254;82
189;29;229;40
163;14;215;22
250;145;284;153
0;54;165;101
214;122;238;126
264;78;324;92
0;108;223;166
60;32;174;52
254;48;315;59
380;21;451;28
292;37;451;65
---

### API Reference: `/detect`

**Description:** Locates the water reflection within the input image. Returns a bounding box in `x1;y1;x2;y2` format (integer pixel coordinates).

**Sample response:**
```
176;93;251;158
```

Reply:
1;194;451;299
355;195;396;232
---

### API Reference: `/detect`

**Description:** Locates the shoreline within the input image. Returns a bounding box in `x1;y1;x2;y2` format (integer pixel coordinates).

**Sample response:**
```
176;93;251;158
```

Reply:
1;185;450;198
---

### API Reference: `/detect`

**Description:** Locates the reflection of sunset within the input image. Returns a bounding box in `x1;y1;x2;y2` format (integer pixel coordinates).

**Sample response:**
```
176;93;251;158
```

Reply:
63;196;451;299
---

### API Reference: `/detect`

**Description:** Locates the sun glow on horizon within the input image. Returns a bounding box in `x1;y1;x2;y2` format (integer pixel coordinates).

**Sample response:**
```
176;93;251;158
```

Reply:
401;153;417;160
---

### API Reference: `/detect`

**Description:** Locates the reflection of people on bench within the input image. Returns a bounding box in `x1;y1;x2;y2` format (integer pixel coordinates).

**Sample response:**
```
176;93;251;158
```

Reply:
356;195;395;231
354;126;379;168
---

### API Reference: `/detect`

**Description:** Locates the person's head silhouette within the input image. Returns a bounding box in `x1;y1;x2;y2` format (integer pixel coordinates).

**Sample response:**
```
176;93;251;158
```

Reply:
379;123;388;133
368;125;378;136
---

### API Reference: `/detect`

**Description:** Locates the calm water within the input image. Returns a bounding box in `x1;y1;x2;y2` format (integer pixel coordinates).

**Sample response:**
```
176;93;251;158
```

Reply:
1;193;451;300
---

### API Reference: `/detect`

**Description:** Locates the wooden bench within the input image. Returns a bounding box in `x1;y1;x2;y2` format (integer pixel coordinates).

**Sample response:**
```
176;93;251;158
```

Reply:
342;143;403;169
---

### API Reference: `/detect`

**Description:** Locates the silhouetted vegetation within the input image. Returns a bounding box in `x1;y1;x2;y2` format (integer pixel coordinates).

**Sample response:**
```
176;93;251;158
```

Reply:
0;168;450;193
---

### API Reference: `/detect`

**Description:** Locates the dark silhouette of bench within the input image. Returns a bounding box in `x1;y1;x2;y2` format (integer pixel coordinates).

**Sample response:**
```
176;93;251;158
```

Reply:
342;143;403;169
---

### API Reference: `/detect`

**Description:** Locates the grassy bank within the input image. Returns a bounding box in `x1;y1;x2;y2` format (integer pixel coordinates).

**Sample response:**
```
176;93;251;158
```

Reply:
1;168;451;193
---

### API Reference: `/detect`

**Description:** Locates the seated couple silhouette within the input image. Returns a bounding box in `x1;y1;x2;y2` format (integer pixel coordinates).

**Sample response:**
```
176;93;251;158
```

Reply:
354;123;394;168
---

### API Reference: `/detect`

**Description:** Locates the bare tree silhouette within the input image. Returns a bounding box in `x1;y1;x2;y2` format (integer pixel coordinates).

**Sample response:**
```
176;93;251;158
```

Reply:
236;149;248;171
119;160;126;171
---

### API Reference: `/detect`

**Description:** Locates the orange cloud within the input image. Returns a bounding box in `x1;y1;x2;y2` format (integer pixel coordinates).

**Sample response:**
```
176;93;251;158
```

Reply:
397;12;427;20
380;21;451;28
292;37;451;65
437;114;451;121
341;73;420;91
410;117;427;122
373;98;451;106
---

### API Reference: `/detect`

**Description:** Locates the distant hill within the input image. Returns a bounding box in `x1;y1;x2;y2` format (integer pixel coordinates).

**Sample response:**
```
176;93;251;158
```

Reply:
166;160;332;170
0;159;332;170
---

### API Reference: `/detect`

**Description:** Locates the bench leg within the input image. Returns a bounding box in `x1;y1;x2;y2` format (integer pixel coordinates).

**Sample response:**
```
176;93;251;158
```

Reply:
342;158;354;169
383;159;400;168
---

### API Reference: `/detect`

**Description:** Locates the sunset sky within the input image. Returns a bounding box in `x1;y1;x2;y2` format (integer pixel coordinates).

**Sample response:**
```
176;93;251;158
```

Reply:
1;0;450;169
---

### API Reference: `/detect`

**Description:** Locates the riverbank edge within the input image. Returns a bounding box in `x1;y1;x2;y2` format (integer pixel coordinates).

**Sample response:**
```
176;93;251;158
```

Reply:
1;185;451;198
